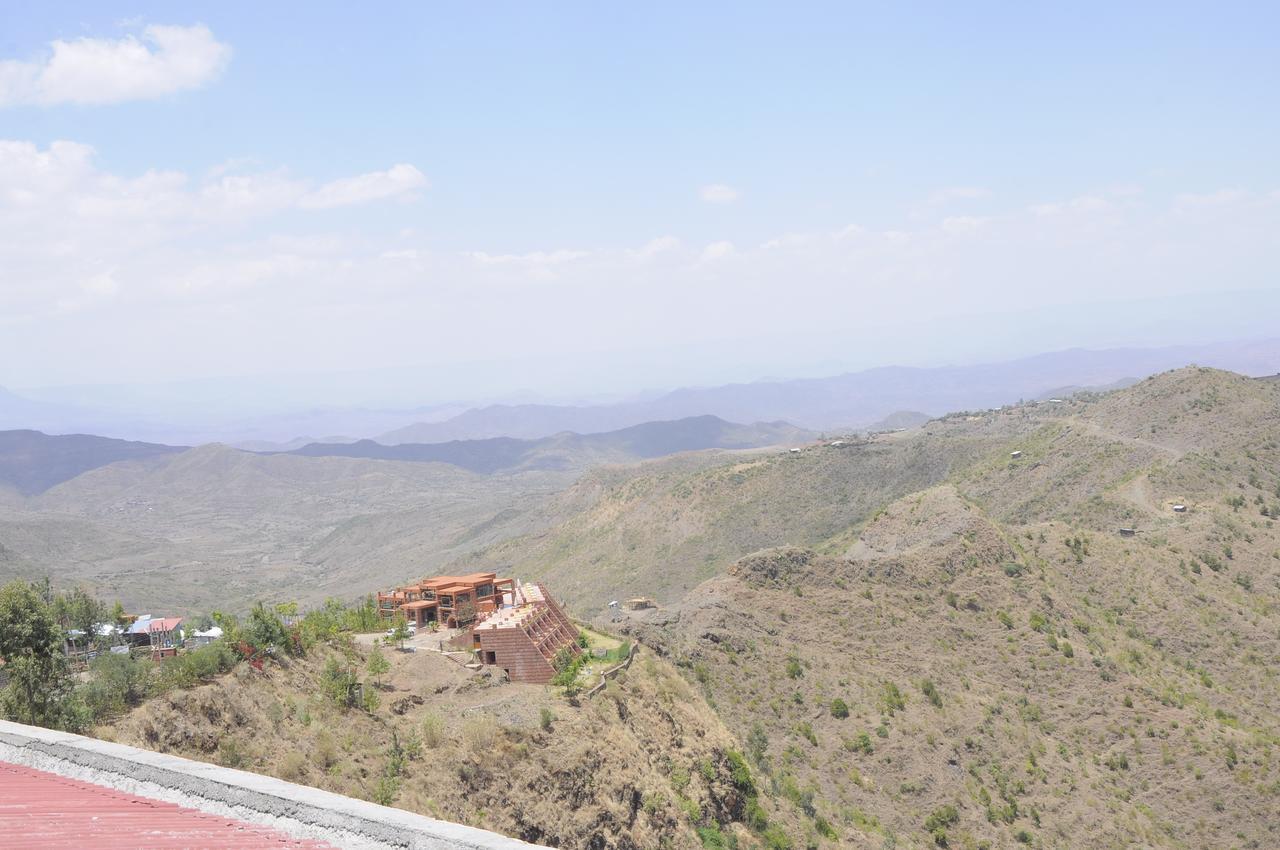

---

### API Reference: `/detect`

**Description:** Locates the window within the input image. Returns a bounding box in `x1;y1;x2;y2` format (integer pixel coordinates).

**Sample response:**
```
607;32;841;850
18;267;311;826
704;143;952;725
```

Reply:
457;593;471;604
424;590;436;600
476;584;493;598
440;595;453;607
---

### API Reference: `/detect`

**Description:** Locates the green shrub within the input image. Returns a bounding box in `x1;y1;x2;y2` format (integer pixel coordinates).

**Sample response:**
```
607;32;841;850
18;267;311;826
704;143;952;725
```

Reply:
551;647;587;688
372;774;399;805
696;825;728;849
882;682;906;713
421;711;445;747
785;656;804;679
921;679;943;708
830;698;849;719
726;749;755;795
846;731;873;754
925;805;959;846
156;641;237;692
82;652;153;721
761;824;792;850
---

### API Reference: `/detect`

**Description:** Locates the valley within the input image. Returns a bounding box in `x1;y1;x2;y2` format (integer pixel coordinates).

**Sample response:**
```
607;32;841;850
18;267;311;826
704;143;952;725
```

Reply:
4;366;1279;849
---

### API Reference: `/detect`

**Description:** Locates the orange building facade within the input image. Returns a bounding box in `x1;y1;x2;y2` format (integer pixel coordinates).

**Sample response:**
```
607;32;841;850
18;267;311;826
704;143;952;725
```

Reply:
377;574;582;683
469;583;581;684
377;572;516;629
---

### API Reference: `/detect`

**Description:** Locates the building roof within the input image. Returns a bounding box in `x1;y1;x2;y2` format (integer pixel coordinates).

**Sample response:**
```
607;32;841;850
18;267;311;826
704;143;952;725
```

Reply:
421;572;496;589
401;599;437;610
146;617;183;633
0;761;337;849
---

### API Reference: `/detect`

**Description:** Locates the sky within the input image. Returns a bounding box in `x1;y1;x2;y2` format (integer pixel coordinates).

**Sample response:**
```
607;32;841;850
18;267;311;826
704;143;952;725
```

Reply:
1;2;1278;404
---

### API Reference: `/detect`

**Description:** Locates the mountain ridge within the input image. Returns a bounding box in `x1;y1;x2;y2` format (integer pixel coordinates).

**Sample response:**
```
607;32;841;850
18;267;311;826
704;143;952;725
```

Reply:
378;339;1280;444
287;415;811;474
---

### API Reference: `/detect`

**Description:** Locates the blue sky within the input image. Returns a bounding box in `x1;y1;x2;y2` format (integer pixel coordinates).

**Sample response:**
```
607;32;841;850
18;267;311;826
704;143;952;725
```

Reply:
1;2;1278;399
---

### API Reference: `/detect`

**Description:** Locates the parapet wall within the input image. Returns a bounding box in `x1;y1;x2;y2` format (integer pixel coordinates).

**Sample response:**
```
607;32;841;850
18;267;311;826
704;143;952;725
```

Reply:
0;719;544;850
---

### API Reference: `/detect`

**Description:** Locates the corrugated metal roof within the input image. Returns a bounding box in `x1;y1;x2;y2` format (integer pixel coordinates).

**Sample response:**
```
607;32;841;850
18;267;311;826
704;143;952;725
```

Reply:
0;761;337;849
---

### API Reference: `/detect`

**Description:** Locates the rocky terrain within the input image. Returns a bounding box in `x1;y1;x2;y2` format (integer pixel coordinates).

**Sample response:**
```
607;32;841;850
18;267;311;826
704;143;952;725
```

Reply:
102;638;765;850
609;368;1280;848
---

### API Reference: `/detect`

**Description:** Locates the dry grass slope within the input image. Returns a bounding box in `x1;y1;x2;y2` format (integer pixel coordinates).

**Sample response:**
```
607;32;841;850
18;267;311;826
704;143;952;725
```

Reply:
613;368;1280;848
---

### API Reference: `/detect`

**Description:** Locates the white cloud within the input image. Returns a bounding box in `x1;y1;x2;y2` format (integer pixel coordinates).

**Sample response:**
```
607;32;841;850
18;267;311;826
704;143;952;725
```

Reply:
201;172;309;214
4;143;1279;389
380;249;421;261
925;186;989;207
1174;189;1247;208
468;249;589;267
627;235;680;261
0;24;231;107
701;240;735;261
1029;195;1111;217
941;216;987;234
699;184;740;204
299;164;428;210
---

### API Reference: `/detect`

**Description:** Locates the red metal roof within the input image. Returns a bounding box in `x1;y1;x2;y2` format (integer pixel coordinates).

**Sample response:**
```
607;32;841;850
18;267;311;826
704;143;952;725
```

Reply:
0;761;338;849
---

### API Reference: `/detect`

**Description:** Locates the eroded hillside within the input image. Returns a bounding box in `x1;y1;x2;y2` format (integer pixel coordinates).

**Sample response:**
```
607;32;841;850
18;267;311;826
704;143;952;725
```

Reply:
611;368;1280;848
101;639;766;850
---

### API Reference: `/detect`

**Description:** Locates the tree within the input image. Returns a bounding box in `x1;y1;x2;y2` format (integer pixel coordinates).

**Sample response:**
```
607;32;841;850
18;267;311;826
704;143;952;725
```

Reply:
0;580;82;730
50;586;107;650
367;646;390;688
246;602;289;654
389;615;411;651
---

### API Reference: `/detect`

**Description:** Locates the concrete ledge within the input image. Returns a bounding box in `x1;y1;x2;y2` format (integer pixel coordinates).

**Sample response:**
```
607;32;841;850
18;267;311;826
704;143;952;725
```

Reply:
0;719;544;850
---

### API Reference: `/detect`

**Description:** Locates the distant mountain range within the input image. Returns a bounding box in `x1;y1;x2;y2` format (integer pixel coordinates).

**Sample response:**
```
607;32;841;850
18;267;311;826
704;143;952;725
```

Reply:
5;338;1279;445
0;430;186;496
283;415;811;474
0;415;808;498
376;338;1280;443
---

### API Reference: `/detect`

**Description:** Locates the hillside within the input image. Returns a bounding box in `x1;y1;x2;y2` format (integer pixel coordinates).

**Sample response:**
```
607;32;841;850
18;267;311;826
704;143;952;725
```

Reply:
101;638;768;850
0;445;573;614
0;417;813;613
288;415;810;474
603;368;1280;848
452;422;1026;612
0;429;184;496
